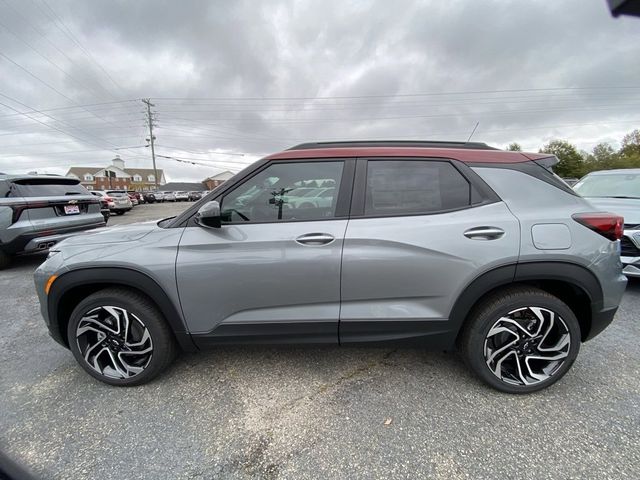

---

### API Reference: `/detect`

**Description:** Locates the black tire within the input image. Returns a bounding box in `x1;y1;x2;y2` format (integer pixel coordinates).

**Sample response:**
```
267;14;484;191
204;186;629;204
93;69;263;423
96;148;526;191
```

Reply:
67;288;177;386
115;210;125;215
0;249;10;270
458;286;580;394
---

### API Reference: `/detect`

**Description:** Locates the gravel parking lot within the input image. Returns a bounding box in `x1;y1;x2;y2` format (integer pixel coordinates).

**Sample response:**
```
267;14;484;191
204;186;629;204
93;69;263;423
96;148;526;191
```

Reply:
1;202;639;479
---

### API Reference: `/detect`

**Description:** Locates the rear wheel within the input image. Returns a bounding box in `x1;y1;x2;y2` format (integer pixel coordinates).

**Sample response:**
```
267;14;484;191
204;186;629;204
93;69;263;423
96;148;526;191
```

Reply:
458;286;580;393
115;210;125;215
67;288;177;386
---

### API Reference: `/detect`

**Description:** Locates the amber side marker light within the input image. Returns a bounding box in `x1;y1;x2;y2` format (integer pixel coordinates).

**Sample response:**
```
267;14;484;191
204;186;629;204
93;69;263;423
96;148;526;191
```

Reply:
44;275;58;295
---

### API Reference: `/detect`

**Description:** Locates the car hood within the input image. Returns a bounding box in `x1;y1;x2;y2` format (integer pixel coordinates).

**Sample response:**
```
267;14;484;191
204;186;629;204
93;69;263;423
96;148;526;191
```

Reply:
584;197;640;225
58;220;158;247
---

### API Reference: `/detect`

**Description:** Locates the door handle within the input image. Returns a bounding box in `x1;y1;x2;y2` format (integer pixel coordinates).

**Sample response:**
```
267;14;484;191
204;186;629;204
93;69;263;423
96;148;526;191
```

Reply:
295;233;335;246
463;226;505;240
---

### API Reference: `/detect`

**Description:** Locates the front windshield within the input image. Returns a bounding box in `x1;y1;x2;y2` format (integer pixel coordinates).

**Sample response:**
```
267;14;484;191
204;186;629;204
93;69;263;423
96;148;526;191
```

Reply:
574;173;640;198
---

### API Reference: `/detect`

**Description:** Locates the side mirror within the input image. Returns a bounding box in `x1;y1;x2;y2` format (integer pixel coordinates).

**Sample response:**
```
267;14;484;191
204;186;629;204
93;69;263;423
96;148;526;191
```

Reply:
195;200;221;228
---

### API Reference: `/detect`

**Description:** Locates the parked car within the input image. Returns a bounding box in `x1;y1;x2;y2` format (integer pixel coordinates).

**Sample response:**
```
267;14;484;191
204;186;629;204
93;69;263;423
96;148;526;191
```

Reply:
288;187;336;209
161;191;176;202
128;191;144;204
573;168;640;277
188;191;203;201
0;175;105;269
35;141;626;393
90;191;111;223
104;190;133;215
174;191;189;202
142;192;156;204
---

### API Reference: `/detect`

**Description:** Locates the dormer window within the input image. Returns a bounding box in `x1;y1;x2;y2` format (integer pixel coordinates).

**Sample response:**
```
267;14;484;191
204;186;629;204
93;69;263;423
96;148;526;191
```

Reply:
147;174;155;182
133;174;142;182
83;174;93;181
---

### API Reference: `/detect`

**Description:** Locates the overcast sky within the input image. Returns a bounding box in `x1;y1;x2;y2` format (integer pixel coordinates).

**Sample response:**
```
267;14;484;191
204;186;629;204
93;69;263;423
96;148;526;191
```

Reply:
0;0;639;182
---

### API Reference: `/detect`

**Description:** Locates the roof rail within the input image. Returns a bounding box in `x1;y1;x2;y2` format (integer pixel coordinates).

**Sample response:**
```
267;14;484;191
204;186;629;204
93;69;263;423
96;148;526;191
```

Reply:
287;140;498;151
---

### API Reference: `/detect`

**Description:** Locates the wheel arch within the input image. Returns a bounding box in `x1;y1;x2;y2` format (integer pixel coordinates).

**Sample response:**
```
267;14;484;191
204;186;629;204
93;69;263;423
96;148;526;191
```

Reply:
48;267;197;351
449;262;603;343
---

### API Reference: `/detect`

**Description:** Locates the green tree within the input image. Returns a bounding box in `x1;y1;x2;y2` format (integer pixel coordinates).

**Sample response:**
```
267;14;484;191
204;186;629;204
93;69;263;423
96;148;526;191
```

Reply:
591;142;619;169
618;130;640;170
539;140;584;178
507;142;522;151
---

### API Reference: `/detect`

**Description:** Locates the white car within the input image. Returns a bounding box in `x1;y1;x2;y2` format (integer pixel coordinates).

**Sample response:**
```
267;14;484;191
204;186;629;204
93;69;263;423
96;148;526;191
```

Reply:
174;191;189;201
161;191;176;202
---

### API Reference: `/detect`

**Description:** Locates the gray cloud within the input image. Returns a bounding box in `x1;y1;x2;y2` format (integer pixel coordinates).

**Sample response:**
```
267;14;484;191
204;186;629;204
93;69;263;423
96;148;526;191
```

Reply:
0;0;638;180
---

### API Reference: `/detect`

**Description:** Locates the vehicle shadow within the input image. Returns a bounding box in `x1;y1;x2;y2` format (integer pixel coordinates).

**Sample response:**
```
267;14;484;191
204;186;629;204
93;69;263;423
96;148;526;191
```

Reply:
3;254;46;272
173;342;472;390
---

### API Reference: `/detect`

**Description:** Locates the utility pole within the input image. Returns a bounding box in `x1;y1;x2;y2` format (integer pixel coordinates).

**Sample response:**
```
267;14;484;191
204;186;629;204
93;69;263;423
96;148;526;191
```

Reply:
142;98;159;191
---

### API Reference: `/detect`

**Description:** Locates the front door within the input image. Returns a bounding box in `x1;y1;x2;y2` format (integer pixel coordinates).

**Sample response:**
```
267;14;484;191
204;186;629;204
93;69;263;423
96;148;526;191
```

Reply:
176;159;353;345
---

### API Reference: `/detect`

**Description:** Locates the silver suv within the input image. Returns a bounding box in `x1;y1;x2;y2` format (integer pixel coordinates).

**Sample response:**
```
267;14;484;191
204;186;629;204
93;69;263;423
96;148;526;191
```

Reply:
573;169;640;277
0;174;105;269
34;141;627;393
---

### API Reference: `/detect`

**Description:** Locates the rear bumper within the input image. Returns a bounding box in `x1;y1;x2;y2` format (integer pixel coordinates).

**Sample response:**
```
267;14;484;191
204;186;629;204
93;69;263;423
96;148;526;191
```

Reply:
621;261;640;277
4;221;106;255
586;306;619;341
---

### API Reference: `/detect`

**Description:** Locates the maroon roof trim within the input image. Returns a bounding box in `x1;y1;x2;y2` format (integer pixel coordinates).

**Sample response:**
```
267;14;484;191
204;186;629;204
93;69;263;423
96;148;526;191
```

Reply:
265;147;532;163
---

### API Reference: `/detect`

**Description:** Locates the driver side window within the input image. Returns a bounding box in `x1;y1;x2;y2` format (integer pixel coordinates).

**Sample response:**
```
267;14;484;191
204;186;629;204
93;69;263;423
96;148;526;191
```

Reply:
220;161;344;223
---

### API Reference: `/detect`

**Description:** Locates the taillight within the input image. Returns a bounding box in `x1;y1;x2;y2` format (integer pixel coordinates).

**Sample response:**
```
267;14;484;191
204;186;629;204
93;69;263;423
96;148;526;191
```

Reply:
572;212;623;241
105;196;113;202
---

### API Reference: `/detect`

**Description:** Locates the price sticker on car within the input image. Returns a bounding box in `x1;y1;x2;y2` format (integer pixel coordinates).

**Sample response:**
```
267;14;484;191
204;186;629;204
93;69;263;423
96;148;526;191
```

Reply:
64;205;80;215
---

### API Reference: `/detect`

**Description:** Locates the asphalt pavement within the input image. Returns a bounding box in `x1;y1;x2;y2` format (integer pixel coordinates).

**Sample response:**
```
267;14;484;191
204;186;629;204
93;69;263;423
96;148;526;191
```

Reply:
1;202;639;479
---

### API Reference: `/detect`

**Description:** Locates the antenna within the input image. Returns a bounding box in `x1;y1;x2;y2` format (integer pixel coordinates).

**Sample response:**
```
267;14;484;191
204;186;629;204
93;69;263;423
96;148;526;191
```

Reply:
466;122;480;142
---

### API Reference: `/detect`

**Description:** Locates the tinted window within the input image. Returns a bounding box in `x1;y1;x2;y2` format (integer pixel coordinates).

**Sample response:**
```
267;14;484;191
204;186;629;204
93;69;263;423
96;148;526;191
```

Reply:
365;160;470;215
106;191;128;197
221;161;343;223
9;178;89;197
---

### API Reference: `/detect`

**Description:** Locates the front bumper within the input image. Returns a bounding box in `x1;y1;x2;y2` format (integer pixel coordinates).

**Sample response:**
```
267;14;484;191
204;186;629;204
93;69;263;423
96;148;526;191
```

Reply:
620;229;640;277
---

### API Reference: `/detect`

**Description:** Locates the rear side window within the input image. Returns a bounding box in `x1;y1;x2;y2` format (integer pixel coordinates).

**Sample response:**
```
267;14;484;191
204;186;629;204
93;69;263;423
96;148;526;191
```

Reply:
9;179;89;197
364;160;471;215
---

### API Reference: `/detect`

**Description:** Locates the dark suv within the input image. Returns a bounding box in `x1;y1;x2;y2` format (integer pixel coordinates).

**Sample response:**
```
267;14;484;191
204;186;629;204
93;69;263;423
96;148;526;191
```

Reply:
34;141;626;392
0;175;105;269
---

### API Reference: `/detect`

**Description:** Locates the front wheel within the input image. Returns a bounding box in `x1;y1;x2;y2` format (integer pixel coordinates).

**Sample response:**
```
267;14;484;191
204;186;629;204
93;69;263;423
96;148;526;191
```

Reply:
458;286;580;394
67;288;177;386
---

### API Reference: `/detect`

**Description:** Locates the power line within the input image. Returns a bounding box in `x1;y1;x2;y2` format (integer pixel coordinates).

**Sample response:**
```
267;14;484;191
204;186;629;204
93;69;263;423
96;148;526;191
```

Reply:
151;86;640;102
36;0;126;96
0;99;140;119
0;17;113;101
1;0;120;100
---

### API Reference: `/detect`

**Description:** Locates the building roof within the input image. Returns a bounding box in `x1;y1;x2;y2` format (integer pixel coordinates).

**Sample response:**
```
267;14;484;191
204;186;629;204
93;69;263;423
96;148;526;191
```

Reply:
125;168;164;179
66;167;103;177
205;170;235;181
161;182;206;191
66;166;164;179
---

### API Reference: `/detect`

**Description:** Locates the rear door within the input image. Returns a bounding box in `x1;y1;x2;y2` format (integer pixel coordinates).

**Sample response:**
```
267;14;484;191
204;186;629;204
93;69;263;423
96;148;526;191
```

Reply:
176;159;354;344
340;158;520;344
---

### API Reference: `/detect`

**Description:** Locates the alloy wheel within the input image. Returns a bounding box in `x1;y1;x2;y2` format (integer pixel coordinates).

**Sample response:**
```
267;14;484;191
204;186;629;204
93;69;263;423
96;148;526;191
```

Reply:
483;306;571;386
75;306;153;379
